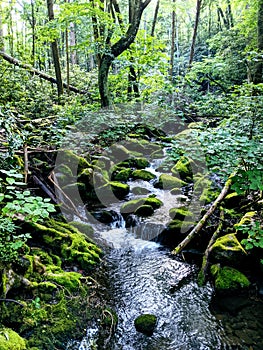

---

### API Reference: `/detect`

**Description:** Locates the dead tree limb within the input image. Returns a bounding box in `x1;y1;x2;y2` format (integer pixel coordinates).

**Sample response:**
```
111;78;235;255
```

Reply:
0;51;87;95
172;172;235;255
197;208;224;286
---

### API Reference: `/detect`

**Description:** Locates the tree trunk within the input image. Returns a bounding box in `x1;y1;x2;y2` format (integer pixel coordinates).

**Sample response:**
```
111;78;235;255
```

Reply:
98;0;151;107
169;0;176;79
188;0;202;68
46;0;64;97
226;0;234;28
31;0;36;64
254;0;263;84
0;3;4;51
151;0;160;37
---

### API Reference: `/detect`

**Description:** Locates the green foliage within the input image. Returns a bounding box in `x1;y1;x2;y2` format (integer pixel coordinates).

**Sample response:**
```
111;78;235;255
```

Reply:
236;220;263;251
0;170;56;264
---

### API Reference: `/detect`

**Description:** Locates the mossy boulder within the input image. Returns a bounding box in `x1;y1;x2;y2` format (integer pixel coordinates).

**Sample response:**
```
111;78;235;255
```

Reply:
132;157;150;169
134;314;157;336
111;168;132;182
210;265;250;294
69;221;94;240
224;192;244;209
169;207;193;220
156;174;187;190
120;196;163;214
167;219;195;233
110;181;130;199
134;205;154;217
171;156;193;181
0;328;26;350
132;170;156;181
56;150;91;174
210;234;246;266
78;167;93;184
96;181;130;201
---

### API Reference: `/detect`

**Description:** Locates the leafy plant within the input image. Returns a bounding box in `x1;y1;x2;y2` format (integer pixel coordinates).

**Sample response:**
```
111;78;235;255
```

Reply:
0;170;56;264
236;220;263;251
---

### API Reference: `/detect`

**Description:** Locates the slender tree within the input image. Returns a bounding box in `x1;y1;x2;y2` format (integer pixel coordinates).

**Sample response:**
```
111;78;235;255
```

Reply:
169;0;176;79
98;0;152;107
254;0;263;83
46;0;64;97
188;0;202;68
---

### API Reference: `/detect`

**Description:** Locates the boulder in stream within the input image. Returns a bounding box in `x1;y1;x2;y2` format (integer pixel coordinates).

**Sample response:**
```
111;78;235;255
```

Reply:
134;314;157;336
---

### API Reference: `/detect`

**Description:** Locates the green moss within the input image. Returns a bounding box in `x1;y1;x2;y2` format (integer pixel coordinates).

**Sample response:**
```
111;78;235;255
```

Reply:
109;144;130;161
112;168;132;181
171;156;193;180
235;211;256;227
69;221;94;240
134;205;154;217
156;174;187;190
110;181;130;199
134;314;157;336
169;207;193;220
0;328;26;350
210;265;250;291
120;196;163;214
78;168;93;184
168;219;195;232
45;271;82;292
194;175;218;204
57;150;91;174
132;169;156;181
131;157;150;169
211;234;246;264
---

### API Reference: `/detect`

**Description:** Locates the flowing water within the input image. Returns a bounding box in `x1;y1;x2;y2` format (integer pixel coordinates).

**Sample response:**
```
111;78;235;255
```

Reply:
67;157;263;350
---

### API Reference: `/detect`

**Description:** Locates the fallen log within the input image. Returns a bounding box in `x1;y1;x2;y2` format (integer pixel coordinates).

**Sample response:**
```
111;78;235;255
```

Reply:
0;51;87;95
172;172;235;255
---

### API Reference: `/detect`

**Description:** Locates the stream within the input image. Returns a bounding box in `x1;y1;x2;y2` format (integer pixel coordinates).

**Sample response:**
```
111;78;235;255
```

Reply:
66;155;263;350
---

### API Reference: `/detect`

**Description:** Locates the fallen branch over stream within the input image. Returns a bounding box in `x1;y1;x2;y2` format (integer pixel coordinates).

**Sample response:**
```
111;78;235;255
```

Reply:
172;172;235;255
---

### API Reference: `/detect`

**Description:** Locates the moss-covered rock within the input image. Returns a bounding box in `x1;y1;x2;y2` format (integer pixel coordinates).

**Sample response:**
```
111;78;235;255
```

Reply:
210;265;250;293
69;221;94;240
134;205;154;217
120;196;163;214
77;167;93;184
131;170;156;181
108;144;130;161
171;156;193;181
169;207;193;220
134;314;157;336
156;174;187;190
132;157;150;169
0;327;26;350
56;150;91;174
167;219;195;233
194;175;218;204
210;234;246;266
111;168;132;182
224;192;244;209
110;181;130;199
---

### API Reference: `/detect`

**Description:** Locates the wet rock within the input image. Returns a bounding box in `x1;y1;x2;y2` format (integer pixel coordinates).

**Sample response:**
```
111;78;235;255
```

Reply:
92;210;120;225
120;196;163;215
210;234;246;266
131;187;150;195
131;169;156;181
155;174;187;190
223;192;245;209
134;205;154;217
210;265;250;295
134;314;157;336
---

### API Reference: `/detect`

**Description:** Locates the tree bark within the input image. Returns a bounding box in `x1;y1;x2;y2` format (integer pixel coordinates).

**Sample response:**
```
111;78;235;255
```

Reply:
254;0;263;84
169;0;176;79
188;0;202;68
151;0;160;37
172;173;234;255
98;0;151;107
46;0;64;97
0;50;86;94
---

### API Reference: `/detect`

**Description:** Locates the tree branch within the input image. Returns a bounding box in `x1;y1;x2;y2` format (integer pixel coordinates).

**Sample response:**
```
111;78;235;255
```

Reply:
0;51;87;95
172;172;235;255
